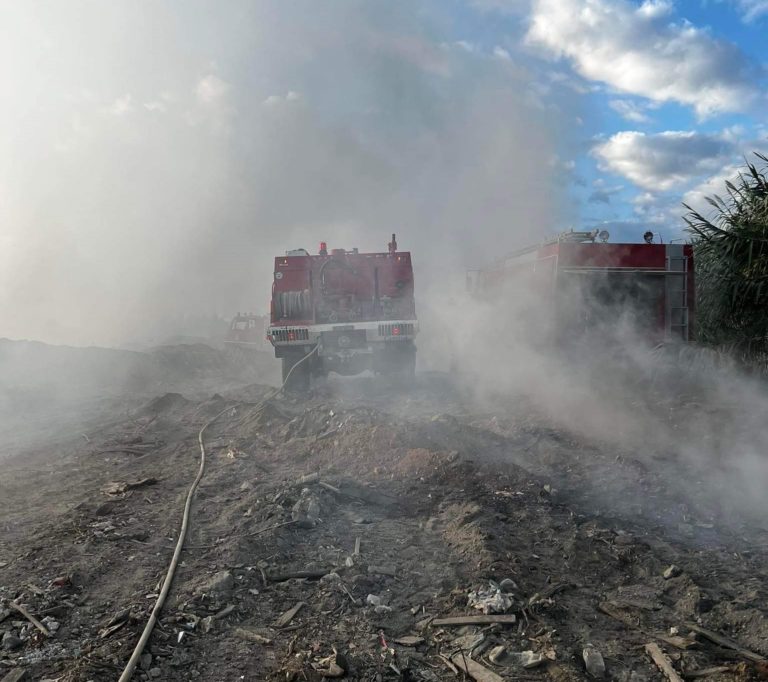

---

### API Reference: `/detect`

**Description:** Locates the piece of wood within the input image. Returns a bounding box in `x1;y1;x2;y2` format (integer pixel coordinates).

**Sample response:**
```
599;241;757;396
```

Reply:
353;537;361;556
102;478;158;495
213;604;235;620
600;604;696;651
10;601;50;637
682;666;732;679
449;653;505;682
655;634;698;650
394;635;425;647
266;569;331;583
314;428;339;443
645;642;683;682
317;480;341;494
292;472;320;487
99;620;127;639
685;623;766;663
233;627;272;644
367;565;397;577
339;582;360;606
274;601;306;628
598;601;644;629
1;670;28;682
432;614;517;627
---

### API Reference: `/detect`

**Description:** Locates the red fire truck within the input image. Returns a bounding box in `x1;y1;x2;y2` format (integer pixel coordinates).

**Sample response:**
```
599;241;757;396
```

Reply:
469;229;694;345
224;313;269;349
268;234;418;389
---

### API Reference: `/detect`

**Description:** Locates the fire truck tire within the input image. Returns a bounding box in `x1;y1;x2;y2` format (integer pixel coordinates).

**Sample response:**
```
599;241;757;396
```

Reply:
282;355;310;392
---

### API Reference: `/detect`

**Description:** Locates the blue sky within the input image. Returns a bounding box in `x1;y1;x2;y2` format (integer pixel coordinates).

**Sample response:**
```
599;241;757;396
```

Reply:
462;0;768;242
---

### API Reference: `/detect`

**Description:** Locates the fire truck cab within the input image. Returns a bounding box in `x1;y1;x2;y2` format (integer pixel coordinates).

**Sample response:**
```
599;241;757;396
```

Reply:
268;234;418;390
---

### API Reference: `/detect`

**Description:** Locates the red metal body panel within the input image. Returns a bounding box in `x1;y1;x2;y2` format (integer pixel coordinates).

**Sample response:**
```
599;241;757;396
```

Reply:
553;243;666;268
472;239;695;343
271;250;416;326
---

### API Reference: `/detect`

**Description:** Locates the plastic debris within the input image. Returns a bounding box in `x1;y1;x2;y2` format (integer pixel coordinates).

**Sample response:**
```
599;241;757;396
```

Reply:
467;581;513;614
583;643;606;678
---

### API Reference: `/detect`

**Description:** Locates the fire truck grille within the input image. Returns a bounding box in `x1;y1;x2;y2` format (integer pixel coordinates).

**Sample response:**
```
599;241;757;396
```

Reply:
272;328;309;343
378;323;414;338
321;330;367;349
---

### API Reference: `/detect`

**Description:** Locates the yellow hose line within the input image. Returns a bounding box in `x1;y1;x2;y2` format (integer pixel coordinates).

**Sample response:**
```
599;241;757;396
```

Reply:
117;345;318;681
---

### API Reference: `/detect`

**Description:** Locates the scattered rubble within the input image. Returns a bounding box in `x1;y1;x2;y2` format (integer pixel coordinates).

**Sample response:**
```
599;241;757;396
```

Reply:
467;581;513;614
1;375;768;680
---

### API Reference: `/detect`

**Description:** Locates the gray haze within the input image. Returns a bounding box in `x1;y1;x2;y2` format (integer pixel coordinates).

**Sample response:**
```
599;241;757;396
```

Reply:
0;0;570;347
6;1;765;532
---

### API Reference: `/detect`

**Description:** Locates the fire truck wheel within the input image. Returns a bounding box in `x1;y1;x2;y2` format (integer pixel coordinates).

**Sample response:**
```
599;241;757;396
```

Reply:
282;355;310;392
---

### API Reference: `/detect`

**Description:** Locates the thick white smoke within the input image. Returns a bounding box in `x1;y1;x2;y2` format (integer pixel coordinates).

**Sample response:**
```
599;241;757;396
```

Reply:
0;1;571;347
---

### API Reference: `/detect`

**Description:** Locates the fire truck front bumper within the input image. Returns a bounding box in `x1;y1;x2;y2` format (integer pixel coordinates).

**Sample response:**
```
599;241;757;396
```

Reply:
268;320;417;359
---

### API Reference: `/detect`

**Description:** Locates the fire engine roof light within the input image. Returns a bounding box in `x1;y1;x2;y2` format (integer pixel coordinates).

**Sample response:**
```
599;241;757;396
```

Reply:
598;230;610;243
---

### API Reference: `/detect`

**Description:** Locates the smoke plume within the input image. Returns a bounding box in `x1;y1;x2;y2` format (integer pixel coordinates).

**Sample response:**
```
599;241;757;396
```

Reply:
0;0;570;347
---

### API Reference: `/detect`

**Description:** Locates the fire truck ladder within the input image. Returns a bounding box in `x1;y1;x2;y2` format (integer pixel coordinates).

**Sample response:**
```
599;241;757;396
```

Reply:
665;244;689;342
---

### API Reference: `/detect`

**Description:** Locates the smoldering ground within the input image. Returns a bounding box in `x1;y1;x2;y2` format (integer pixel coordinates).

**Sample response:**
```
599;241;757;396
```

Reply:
417;268;768;537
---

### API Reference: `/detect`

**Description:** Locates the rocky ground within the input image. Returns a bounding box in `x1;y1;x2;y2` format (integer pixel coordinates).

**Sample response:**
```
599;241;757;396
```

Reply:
1;353;768;681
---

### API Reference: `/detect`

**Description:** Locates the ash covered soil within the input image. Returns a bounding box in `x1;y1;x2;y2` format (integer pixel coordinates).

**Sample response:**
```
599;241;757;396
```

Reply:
1;354;768;681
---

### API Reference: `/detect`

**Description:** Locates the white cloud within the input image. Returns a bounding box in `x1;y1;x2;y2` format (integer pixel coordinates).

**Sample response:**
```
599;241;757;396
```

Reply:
609;99;654;123
526;0;761;116
681;163;742;216
455;40;478;53
593;130;736;190
195;74;230;104
493;46;512;61
632;191;657;211
731;0;768;21
636;0;673;19
263;91;301;107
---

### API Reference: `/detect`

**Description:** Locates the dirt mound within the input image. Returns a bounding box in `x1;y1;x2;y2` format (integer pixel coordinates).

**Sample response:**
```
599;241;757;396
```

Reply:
140;392;192;416
0;340;280;458
1;380;768;681
0;339;278;401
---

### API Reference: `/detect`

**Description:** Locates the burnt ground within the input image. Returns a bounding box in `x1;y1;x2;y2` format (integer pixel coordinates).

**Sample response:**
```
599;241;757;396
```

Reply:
1;367;768;681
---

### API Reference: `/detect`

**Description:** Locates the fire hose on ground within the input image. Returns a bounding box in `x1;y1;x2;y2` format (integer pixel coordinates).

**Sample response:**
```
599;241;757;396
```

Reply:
117;345;319;682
